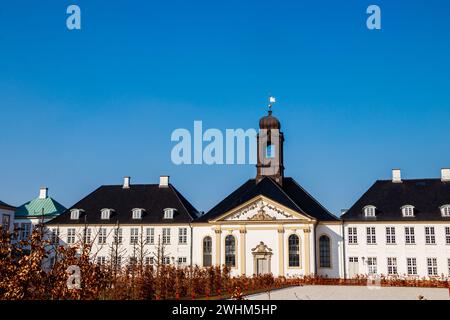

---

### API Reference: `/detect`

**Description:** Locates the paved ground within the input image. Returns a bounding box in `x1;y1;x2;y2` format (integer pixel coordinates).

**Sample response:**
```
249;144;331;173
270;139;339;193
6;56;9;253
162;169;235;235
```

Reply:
246;285;450;300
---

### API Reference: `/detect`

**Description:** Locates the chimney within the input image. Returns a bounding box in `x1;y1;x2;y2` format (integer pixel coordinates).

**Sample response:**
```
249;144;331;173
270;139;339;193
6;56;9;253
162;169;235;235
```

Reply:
441;168;450;182
159;175;169;188
123;176;130;189
39;187;48;199
392;169;402;183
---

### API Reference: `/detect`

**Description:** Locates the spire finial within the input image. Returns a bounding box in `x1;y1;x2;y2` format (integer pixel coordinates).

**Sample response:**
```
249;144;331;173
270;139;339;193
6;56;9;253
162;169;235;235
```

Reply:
268;95;276;114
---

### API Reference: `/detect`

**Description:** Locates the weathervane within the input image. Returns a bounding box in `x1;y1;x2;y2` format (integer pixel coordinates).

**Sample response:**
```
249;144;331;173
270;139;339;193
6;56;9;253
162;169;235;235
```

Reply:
268;95;276;111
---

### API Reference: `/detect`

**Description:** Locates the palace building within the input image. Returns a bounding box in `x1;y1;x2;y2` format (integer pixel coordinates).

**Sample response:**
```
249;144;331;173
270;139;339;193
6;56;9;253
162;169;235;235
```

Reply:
27;105;449;279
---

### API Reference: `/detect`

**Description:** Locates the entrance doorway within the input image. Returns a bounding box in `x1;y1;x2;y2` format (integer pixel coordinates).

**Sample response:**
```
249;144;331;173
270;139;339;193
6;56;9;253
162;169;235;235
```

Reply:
348;257;359;278
252;242;273;275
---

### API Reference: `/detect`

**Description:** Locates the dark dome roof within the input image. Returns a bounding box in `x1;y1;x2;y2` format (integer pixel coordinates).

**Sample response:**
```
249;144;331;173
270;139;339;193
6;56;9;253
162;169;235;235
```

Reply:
259;110;281;129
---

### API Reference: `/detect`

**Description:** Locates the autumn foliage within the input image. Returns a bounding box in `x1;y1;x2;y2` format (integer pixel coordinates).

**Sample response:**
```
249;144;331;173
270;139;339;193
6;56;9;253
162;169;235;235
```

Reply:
0;226;448;300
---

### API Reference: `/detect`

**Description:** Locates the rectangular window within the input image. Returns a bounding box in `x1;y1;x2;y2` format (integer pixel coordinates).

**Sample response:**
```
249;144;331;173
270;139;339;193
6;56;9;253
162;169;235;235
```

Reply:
366;227;376;244
367;257;377;274
387;257;397;275
97;256;106;265
177;257;187;265
445;227;450;245
113;256;122;268
163;257;170;265
386;227;396;244
2;214;10;232
162;228;171;244
130;228;139;245
407;258;417;276
67;228;76;244
145;256;154;265
50;228;60;245
178;228;187;244
21;223;31;240
427;258;438;276
348;227;358;244
98;228;107;245
83;228;91;244
448;258;450;276
114;228;122;244
405;227;415;244
425;227;435;244
146;228;154;245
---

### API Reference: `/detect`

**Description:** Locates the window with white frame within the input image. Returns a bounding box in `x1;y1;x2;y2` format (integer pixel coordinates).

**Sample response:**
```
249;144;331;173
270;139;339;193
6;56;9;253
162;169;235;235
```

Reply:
363;205;376;218
101;209;113;220
50;228;60;245
440;205;450;217
70;209;81;220
67;228;76;244
366;227;376;244
163;257;170;265
2;214;10;231
177;257;187;265
445;227;450;245
367;257;377;274
130;228;139;245
98;228;107;244
163;208;175;219
402;205;415;217
386;227;396;244
405;227;415;244
113;256;122;269
448;258;450;276
97;256;106;265
425;226;436;244
21;223;31;240
83;228;91;244
178;228;187;244
348;227;358;244
132;208;144;220
427;258;438;276
407;258;417;276
162;228;171;244
114;227;122;244
387;257;397;275
145;256;154;265
146;228;154;245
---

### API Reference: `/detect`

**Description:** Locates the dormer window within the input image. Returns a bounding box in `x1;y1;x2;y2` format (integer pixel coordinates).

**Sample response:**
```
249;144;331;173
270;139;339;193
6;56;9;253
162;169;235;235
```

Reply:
402;205;415;217
132;208;145;220
70;209;82;220
440;205;450;217
101;208;114;220
163;208;176;219
363;205;376;218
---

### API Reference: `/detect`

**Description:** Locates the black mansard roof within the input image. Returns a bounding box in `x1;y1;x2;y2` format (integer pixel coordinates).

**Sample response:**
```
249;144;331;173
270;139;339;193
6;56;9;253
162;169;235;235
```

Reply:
197;176;338;222
0;200;15;210
47;184;199;225
342;179;450;221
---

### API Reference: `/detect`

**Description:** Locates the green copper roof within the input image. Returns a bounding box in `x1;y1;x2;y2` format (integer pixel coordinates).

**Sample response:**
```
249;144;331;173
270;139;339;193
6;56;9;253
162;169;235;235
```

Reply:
15;197;66;218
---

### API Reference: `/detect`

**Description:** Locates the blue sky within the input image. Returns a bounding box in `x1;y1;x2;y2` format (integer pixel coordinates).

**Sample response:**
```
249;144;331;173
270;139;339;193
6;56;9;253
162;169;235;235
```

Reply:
1;0;449;215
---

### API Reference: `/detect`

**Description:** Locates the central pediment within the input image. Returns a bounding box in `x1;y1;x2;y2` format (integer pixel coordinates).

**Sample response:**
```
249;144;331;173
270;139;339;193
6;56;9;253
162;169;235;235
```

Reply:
211;196;313;222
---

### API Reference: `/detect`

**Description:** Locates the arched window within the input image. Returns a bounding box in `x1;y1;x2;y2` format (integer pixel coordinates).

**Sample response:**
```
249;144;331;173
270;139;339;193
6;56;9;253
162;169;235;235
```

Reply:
288;234;300;267
319;235;331;268
225;235;236;267
203;236;212;267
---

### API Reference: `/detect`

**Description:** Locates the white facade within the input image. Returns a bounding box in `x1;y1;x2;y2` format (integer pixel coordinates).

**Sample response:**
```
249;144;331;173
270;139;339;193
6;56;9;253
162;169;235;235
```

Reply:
50;224;193;267
192;196;342;278
343;222;450;278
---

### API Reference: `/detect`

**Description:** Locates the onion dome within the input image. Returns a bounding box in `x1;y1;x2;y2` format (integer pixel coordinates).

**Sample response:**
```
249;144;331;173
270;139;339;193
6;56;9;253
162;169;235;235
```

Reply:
259;110;281;130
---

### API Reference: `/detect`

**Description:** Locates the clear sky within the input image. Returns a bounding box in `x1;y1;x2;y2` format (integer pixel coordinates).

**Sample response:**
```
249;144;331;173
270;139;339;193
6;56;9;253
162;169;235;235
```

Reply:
1;0;449;216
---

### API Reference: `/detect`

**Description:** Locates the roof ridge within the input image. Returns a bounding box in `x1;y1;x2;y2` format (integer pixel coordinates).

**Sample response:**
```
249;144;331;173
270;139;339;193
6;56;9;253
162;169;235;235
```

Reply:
284;177;337;220
261;177;314;218
169;184;197;221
